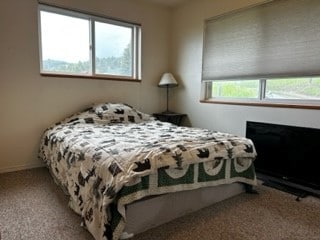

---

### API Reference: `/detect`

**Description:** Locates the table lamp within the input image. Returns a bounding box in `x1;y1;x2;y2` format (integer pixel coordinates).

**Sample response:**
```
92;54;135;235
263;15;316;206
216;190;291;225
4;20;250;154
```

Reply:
158;73;178;113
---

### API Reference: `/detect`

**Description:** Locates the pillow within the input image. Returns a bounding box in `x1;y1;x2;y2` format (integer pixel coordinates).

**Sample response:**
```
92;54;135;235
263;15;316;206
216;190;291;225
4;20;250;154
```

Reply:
92;103;153;124
60;103;153;125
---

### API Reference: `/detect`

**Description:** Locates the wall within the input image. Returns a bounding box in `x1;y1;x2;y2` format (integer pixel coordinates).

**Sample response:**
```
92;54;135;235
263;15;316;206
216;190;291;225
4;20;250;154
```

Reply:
0;0;171;172
170;0;320;135
2;0;320;173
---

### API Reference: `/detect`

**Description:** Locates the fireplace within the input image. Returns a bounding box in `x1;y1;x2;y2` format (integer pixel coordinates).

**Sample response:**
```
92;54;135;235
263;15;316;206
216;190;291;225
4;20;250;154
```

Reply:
246;121;320;198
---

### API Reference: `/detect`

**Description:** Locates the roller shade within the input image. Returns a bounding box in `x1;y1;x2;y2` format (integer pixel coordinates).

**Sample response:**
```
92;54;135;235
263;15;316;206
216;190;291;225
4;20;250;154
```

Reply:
202;0;320;81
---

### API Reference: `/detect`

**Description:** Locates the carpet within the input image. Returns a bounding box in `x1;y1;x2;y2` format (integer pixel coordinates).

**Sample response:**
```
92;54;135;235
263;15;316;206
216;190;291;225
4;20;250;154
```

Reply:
0;167;319;240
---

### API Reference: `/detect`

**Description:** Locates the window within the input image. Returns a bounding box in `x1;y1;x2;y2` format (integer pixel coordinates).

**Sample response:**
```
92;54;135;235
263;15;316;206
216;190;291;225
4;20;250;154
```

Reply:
265;78;320;100
208;77;320;103
38;4;141;80
202;0;320;107
210;80;259;99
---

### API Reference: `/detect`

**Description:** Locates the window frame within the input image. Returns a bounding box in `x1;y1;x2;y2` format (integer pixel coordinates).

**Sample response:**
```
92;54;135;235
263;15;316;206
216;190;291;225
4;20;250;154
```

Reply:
38;3;141;81
201;0;320;109
202;78;320;109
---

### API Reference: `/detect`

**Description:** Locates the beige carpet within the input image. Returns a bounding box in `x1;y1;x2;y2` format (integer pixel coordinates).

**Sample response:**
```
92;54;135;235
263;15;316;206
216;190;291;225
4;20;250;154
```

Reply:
0;167;319;240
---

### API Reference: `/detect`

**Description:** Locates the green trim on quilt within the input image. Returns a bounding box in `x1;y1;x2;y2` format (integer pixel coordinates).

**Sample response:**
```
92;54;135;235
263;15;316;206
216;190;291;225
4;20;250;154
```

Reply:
109;202;122;233
110;176;150;234
230;159;256;180
198;160;226;182
117;175;150;198
158;165;194;187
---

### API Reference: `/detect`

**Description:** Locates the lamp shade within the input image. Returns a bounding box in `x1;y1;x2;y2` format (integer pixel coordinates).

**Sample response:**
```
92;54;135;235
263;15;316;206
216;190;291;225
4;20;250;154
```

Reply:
158;73;178;88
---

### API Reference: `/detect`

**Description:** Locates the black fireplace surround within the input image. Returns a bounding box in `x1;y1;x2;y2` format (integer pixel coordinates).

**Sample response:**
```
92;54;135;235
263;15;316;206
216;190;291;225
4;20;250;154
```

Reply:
246;121;320;197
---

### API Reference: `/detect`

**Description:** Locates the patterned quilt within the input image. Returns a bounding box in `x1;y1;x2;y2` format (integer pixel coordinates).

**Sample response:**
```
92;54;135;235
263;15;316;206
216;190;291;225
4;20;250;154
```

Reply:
39;103;257;240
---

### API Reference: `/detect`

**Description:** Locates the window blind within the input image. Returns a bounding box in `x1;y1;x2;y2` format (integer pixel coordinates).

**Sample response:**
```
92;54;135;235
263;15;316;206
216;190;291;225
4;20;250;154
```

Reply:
202;0;320;81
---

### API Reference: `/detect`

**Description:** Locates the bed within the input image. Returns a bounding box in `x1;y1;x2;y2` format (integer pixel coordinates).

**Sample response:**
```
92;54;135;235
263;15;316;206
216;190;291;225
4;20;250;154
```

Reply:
39;102;257;240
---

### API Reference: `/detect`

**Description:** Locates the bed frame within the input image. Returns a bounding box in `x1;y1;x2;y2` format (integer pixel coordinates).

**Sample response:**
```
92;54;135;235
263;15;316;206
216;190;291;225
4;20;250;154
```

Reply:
39;103;257;240
123;183;245;238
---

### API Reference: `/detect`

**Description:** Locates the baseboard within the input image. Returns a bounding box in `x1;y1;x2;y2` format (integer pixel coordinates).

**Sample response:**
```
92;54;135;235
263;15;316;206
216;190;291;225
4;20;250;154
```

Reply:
0;162;45;174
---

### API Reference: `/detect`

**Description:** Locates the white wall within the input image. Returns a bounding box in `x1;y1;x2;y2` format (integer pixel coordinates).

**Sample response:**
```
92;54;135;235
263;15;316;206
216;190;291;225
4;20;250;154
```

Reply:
2;0;320;173
0;0;171;172
170;0;320;135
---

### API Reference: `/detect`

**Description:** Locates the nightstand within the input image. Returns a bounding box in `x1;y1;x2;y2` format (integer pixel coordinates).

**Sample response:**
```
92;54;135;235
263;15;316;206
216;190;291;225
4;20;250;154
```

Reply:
153;112;187;126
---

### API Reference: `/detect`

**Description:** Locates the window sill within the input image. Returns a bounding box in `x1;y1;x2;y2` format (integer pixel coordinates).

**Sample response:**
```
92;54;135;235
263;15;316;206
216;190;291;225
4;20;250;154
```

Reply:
40;73;141;82
200;99;320;110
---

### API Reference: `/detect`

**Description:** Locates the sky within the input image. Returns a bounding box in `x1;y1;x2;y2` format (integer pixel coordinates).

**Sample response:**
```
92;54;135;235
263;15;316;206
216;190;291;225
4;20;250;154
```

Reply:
40;11;131;63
